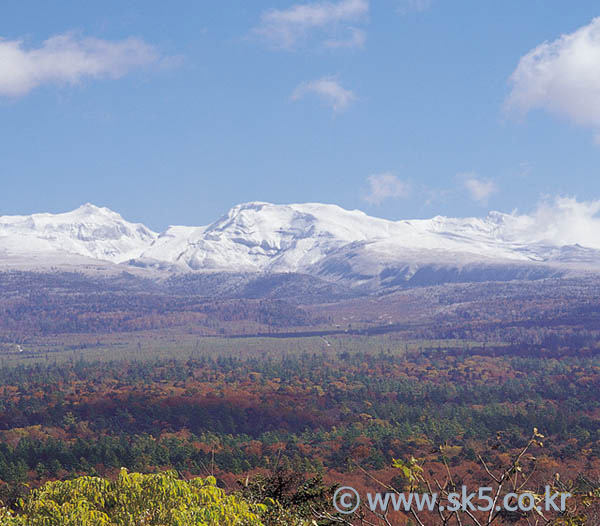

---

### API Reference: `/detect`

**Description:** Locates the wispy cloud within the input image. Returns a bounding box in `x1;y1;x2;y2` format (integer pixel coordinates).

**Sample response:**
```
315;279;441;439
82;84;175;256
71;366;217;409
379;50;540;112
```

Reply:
0;32;164;97
363;172;411;204
506;17;600;139
324;27;366;49
255;0;369;49
291;76;357;112
460;173;497;205
516;161;533;178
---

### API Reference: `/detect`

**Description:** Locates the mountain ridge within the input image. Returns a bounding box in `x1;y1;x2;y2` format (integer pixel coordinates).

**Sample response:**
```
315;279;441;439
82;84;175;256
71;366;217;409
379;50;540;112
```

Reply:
1;201;599;290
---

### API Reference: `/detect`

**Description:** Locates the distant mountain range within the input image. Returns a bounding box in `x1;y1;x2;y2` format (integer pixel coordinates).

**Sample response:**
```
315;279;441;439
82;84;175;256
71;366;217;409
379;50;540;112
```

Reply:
2;202;599;291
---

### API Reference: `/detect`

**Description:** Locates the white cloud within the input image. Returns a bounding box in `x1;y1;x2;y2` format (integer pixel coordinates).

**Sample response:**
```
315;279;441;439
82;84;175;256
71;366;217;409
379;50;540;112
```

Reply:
460;173;497;204
0;32;161;97
504;197;600;249
506;17;600;135
324;27;366;49
255;0;369;49
291;76;357;111
364;172;411;204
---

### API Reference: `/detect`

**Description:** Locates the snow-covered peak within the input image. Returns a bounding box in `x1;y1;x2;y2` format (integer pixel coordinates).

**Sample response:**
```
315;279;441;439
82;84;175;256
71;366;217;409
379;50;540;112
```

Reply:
206;201;393;241
140;202;402;272
70;202;122;218
0;204;157;263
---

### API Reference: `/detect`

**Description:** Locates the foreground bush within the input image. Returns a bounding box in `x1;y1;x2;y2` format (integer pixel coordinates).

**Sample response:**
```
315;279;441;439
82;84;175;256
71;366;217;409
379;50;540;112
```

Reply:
0;469;266;525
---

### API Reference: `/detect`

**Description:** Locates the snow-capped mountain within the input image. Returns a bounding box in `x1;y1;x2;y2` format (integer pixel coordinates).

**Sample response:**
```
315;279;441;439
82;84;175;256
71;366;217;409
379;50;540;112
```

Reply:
0;203;157;264
140;202;402;271
2;200;600;289
138;200;600;269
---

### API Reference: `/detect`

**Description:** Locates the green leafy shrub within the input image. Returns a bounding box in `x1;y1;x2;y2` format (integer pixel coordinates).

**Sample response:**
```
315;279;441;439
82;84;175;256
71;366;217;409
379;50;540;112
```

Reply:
2;469;266;526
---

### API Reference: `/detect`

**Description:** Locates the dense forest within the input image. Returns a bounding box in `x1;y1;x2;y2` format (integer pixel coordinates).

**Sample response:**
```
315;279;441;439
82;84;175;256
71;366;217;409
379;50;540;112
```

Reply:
1;341;600;523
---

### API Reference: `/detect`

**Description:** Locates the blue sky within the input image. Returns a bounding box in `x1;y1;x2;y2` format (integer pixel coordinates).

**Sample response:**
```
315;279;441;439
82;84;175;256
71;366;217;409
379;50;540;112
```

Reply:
1;0;600;231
